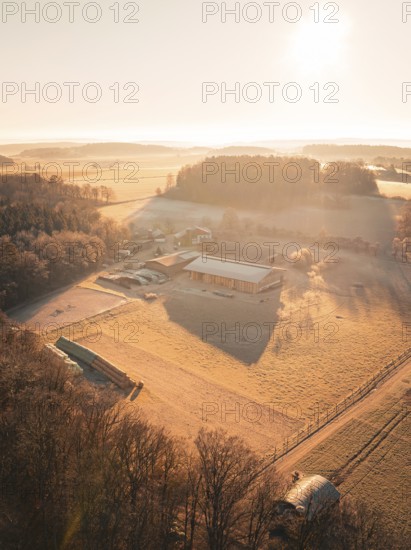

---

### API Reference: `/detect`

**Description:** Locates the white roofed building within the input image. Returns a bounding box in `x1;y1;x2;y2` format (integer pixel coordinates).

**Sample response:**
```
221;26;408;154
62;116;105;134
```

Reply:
183;256;285;294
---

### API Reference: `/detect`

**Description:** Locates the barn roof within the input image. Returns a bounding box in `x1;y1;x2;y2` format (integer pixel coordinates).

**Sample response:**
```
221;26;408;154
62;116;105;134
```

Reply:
184;256;285;284
284;475;340;518
174;226;212;238
147;250;200;267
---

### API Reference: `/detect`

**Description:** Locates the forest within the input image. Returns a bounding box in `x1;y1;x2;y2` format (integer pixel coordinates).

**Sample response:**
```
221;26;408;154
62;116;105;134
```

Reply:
169;156;379;210
0;316;405;550
0;173;127;309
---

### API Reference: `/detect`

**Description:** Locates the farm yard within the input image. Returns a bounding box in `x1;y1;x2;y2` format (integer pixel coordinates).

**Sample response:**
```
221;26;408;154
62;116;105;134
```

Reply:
73;251;410;423
9;234;410;456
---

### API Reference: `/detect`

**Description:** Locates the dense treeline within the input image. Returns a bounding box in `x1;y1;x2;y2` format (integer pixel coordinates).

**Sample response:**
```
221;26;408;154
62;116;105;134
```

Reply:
0;202;97;235
0;174;127;309
0;319;405;550
169;156;378;210
0;172;115;203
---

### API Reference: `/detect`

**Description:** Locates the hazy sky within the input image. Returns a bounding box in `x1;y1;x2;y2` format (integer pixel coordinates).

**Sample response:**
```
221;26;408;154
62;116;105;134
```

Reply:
1;0;410;143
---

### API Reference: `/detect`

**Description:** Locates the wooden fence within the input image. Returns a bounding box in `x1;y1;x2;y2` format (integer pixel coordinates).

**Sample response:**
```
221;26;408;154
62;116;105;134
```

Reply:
268;347;411;464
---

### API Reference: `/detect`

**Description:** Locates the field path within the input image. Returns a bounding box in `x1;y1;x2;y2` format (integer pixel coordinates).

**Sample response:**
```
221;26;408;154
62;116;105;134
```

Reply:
274;357;411;476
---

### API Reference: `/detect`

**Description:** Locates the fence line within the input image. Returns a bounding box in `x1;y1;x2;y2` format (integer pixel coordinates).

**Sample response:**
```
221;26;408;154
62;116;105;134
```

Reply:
268;347;411;464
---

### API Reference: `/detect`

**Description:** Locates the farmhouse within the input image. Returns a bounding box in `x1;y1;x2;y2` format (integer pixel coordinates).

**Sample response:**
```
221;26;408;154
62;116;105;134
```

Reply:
145;250;200;278
184;256;285;294
174;226;212;246
151;229;166;242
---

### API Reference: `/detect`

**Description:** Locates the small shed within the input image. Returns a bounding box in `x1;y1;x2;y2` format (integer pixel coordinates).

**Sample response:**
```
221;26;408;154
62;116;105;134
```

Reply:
280;475;340;519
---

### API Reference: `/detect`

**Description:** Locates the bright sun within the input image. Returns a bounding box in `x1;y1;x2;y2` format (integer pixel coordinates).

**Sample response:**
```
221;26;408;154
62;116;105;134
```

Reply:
288;21;350;75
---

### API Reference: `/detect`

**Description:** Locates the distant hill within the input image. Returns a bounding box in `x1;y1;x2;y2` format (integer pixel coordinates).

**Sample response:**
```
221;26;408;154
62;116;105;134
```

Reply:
0;142;80;156
209;146;275;156
0;154;13;164
18;142;185;159
16;142;274;159
303;144;411;161
17;142;276;160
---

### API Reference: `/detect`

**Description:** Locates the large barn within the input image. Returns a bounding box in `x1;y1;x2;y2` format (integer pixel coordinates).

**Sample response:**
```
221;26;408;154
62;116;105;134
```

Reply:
184;256;285;294
145;250;200;277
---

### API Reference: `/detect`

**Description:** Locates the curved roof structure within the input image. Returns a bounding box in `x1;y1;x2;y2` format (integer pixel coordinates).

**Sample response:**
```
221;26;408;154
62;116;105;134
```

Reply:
284;475;340;519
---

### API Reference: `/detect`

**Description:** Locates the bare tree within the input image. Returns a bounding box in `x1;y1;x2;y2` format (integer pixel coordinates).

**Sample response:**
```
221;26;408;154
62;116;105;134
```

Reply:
195;428;262;550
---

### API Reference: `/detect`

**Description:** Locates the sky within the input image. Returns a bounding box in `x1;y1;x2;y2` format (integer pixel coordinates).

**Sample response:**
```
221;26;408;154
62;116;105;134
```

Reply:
0;0;410;144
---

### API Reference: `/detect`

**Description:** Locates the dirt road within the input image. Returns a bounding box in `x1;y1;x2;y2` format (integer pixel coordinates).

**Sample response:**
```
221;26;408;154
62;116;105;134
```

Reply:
275;357;411;476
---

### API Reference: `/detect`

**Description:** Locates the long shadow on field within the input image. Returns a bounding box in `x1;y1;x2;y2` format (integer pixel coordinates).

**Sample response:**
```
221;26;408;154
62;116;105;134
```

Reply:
164;288;284;364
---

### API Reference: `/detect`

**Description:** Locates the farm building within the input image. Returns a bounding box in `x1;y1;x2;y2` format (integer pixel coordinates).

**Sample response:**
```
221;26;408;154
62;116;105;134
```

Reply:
98;268;167;288
98;271;147;288
151;229;166;242
133;238;153;251
269;475;340;544
145;250;200;277
43;343;83;375
183;256;285;294
279;475;340;519
56;336;136;389
117;248;132;261
174;226;212;246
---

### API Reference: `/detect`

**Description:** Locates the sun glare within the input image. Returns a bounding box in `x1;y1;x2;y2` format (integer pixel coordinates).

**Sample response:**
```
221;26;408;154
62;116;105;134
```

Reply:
288;21;350;75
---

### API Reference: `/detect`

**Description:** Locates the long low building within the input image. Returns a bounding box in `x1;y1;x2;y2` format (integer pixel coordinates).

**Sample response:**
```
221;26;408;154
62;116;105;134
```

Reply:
184;256;285;294
56;336;136;389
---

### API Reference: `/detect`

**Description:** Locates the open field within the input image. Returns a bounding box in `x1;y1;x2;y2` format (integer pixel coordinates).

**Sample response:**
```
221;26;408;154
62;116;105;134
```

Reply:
284;361;411;537
126;194;403;248
377;178;411;199
11;153;205;203
9;286;129;327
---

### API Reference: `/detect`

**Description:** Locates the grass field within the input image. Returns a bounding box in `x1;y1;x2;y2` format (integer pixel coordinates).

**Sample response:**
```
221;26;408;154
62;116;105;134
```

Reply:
293;381;411;537
12;153;204;202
